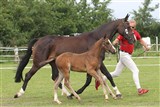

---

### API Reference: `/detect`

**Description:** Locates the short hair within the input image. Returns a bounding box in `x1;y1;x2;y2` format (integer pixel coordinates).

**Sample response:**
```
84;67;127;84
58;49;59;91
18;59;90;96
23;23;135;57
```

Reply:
129;19;136;26
129;19;136;24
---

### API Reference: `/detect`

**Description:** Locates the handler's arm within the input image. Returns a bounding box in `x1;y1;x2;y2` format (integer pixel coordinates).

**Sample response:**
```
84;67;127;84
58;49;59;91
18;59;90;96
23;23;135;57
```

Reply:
139;39;150;51
112;38;119;46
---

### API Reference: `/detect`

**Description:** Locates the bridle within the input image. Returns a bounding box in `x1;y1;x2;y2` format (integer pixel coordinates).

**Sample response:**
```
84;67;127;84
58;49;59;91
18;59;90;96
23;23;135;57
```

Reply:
122;21;134;43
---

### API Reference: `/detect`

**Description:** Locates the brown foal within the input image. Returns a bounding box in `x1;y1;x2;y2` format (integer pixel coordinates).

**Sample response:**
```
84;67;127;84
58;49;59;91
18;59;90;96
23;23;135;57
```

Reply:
54;36;116;104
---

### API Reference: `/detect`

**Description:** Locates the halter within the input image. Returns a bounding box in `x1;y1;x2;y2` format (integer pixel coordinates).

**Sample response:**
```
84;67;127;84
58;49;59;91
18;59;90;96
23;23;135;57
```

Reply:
122;20;134;43
122;20;129;35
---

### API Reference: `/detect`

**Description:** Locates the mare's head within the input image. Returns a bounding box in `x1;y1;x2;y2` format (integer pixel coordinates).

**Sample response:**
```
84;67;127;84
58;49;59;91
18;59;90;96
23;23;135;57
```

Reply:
116;14;135;44
102;36;116;54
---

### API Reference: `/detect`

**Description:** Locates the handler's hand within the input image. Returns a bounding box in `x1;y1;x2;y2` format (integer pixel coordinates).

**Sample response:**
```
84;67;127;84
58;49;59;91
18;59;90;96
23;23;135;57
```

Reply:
145;46;151;51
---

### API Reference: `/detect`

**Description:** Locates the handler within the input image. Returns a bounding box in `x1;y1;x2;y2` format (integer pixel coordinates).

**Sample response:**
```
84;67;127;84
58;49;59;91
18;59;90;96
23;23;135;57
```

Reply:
110;19;150;95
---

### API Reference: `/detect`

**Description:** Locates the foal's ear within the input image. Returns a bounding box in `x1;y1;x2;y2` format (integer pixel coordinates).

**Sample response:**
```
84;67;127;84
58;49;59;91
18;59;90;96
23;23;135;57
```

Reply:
103;34;107;39
124;14;130;22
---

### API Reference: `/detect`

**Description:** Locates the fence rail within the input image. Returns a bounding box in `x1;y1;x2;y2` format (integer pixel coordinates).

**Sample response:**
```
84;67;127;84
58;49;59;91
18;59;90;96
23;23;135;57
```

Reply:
0;44;160;63
0;47;28;63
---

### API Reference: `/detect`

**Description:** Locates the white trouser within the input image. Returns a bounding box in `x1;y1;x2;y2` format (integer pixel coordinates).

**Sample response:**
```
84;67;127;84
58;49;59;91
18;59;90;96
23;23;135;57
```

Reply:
110;51;141;89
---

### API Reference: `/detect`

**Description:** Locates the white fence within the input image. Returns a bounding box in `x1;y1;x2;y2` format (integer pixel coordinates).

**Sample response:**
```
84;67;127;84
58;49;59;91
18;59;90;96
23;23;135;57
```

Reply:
0;47;27;62
0;44;160;63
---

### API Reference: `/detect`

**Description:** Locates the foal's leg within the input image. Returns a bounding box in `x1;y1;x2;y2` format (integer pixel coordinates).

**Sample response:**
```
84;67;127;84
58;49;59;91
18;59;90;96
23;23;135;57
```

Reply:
14;65;40;98
100;63;122;98
89;70;108;100
69;73;92;98
54;72;64;104
98;70;116;99
49;61;70;96
64;73;81;101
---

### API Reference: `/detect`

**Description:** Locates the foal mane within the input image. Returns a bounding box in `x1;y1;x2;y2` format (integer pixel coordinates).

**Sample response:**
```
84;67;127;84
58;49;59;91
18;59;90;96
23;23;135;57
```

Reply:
88;38;104;57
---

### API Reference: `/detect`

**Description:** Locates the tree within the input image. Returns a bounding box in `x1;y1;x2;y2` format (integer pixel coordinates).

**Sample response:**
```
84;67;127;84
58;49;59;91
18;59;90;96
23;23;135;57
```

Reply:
0;0;113;46
48;0;78;35
131;0;160;43
75;0;112;32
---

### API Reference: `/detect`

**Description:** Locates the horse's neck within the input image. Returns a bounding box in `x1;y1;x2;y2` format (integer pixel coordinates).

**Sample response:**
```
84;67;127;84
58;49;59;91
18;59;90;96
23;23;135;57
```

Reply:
92;20;121;40
89;39;103;57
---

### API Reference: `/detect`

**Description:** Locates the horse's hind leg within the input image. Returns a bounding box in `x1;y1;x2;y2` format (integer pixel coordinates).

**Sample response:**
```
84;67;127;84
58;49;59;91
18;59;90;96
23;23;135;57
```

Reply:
100;63;122;98
14;65;40;98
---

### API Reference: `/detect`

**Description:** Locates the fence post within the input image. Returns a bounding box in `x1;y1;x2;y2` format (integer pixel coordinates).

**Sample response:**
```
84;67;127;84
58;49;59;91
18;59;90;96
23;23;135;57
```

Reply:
156;36;158;52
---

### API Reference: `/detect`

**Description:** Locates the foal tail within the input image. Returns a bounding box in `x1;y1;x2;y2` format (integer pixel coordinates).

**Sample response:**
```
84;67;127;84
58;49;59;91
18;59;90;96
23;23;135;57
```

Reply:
15;38;38;83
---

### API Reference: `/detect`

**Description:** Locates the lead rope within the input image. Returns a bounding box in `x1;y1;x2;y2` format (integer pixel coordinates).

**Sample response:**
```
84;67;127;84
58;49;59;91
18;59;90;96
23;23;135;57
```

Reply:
116;42;146;62
115;45;146;72
132;50;146;61
116;45;120;62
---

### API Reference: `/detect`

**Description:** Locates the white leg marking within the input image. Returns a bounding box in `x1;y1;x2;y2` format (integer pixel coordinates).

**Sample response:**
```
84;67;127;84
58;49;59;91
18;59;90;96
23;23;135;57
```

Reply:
17;88;25;97
101;72;116;99
113;86;121;95
54;91;62;104
61;79;70;96
61;79;65;96
54;71;63;104
97;70;108;100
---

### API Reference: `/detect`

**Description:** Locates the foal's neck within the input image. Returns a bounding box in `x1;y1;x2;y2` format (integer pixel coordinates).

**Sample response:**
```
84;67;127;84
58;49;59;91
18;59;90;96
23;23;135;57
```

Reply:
89;38;103;57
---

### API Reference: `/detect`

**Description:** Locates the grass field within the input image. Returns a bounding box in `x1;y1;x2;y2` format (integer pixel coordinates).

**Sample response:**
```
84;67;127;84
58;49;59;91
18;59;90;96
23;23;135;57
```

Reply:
1;56;160;107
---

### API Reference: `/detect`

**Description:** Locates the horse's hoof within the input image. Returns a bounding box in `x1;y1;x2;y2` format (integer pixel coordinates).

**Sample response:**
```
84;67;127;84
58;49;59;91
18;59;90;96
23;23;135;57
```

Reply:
54;100;62;104
113;96;117;100
116;94;123;99
14;94;18;98
77;97;81;101
105;99;109;102
67;95;73;99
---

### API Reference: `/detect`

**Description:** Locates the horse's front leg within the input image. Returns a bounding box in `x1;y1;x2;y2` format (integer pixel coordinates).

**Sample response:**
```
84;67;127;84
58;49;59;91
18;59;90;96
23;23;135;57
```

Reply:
100;63;122;98
68;73;92;98
49;61;70;96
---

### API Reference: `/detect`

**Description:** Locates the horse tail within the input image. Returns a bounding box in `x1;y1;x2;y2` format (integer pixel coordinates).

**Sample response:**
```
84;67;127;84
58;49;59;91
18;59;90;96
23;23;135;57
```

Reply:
15;38;38;83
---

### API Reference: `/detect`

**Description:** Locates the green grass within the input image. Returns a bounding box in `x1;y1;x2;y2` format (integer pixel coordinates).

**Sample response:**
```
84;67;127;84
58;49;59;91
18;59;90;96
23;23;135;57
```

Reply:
1;56;160;107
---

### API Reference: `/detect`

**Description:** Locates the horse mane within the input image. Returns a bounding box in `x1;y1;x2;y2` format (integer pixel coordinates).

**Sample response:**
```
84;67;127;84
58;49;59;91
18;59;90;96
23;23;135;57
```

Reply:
90;19;122;40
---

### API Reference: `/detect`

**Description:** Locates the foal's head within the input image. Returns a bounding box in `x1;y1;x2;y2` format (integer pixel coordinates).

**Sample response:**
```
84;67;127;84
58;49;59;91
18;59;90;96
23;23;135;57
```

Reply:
102;37;116;54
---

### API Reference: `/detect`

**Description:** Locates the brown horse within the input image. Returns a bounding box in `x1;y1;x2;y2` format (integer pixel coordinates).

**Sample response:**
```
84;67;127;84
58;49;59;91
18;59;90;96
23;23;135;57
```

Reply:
54;37;116;104
14;14;135;98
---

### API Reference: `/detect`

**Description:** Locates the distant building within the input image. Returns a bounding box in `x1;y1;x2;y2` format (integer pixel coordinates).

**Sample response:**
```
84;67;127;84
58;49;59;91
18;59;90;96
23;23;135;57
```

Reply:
70;33;81;36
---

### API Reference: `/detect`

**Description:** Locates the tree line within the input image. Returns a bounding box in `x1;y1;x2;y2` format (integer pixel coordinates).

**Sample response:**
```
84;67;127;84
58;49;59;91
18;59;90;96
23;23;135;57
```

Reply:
0;0;159;46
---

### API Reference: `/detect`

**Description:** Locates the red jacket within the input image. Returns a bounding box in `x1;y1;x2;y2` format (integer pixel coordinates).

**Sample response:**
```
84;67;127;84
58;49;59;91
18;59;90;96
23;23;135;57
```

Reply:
117;30;141;54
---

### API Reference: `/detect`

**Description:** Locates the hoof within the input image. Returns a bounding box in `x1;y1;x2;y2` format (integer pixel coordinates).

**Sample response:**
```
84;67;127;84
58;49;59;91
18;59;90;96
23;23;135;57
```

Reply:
105;99;109;102
76;97;81;101
14;94;18;98
54;100;62;104
116;94;123;99
67;95;73;100
113;96;117;100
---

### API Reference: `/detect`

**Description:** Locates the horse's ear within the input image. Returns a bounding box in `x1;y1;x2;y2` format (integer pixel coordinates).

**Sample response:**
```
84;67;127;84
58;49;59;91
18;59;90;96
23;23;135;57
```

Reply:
124;14;130;22
103;34;107;39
